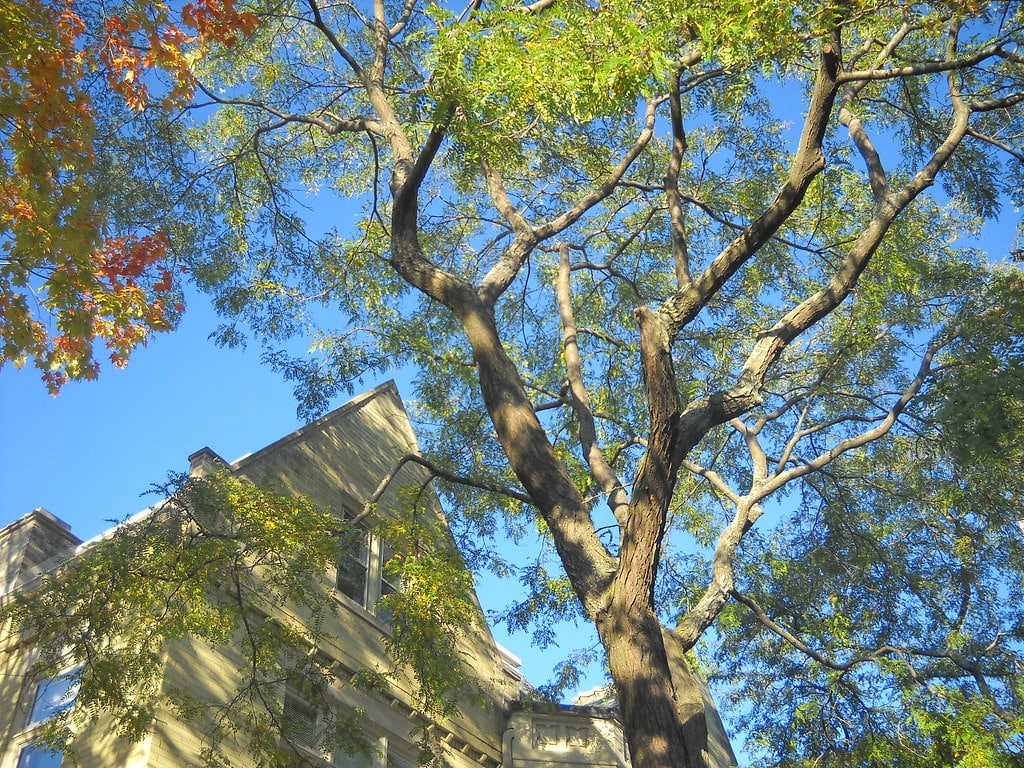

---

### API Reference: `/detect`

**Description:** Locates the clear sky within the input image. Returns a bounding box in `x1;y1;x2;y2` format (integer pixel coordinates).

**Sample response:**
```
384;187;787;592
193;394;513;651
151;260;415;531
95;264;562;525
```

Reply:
0;291;605;700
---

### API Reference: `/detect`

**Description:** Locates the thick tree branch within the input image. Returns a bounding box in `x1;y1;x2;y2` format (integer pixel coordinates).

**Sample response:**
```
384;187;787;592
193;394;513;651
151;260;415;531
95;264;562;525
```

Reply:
455;300;618;616
624;306;679;599
387;0;418;39
671;52;985;650
657;41;841;336
665;63;692;288
717;94;973;447
838;43;1011;84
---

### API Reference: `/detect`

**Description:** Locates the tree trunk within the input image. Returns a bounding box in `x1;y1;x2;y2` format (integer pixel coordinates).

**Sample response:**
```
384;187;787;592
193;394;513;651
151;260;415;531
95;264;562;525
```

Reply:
598;604;710;768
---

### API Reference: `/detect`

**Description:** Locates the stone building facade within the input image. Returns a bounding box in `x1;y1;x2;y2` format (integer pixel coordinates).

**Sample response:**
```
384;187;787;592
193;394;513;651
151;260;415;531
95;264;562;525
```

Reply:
0;382;736;768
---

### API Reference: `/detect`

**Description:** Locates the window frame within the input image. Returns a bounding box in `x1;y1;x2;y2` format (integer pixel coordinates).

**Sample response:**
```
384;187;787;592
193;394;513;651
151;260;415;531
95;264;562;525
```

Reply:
6;666;82;768
335;511;398;624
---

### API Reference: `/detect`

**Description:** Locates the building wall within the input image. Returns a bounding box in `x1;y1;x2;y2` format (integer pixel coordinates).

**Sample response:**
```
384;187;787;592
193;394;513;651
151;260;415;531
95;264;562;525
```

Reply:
0;510;80;598
221;382;518;766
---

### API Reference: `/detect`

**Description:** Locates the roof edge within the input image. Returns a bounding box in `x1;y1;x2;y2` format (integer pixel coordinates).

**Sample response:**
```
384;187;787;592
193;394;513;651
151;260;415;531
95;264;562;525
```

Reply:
229;380;410;474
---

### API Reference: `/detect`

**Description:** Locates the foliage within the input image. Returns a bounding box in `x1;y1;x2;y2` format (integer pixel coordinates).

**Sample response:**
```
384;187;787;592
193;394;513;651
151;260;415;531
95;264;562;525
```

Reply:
1;474;477;767
0;0;258;388
376;493;482;717
6;0;1024;766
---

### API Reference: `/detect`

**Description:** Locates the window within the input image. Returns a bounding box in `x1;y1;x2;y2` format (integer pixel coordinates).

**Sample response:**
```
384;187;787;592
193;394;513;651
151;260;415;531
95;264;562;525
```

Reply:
13;668;80;768
333;744;375;768
27;671;80;726
336;531;369;605
335;514;398;623
15;745;63;768
281;680;348;763
334;730;413;768
282;686;320;752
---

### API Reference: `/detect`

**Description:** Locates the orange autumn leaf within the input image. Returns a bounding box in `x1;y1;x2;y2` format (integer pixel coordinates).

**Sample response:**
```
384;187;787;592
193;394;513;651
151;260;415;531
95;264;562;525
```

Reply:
1;0;258;390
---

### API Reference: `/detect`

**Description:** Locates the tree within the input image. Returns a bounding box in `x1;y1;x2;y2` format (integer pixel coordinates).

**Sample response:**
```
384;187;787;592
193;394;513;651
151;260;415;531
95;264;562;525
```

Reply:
5;0;1024;766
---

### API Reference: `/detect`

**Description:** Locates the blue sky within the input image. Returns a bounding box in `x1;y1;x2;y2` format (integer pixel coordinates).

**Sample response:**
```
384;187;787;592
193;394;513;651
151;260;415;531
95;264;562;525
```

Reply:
0;292;606;699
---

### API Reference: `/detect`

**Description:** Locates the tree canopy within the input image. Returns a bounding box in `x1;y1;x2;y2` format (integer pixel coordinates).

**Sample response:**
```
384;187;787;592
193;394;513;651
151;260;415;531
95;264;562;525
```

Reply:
3;0;1024;766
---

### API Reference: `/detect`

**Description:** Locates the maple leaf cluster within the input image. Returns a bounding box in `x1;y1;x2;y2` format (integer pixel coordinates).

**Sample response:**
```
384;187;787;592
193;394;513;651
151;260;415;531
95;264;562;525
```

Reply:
0;0;258;390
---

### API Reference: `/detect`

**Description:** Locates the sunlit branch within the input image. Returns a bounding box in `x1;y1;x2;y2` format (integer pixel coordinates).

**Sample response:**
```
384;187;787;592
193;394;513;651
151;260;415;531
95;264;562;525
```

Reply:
532;100;659;241
678;460;740;505
193;82;383;135
838;43;1010;85
372;0;388;86
557;244;630;525
729;418;768;489
842;21;909;72
723;94;972;440
673;90;978;650
481;161;532;236
967;91;1024;113
666;65;692;288
387;0;418;38
838;98;888;202
477;102;658;305
966;126;1024;162
515;0;557;13
675;497;764;649
755;329;952;500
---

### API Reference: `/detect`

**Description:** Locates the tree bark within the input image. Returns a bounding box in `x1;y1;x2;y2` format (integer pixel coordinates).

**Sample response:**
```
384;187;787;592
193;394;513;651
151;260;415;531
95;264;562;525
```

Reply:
597;601;709;768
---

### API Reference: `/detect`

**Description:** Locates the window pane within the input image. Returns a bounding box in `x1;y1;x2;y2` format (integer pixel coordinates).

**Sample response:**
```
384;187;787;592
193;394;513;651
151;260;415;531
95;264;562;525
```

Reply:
376;540;398;624
376;577;397;625
336;544;368;605
28;673;79;725
16;745;63;768
333;736;378;768
337;517;369;605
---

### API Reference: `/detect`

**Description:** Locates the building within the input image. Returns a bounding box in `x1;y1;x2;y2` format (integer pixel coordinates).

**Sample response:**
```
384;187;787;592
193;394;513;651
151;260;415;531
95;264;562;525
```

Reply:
0;382;736;768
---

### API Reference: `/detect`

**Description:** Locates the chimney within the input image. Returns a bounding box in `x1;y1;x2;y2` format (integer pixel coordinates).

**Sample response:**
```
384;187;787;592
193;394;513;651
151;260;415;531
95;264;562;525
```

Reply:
0;509;81;596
